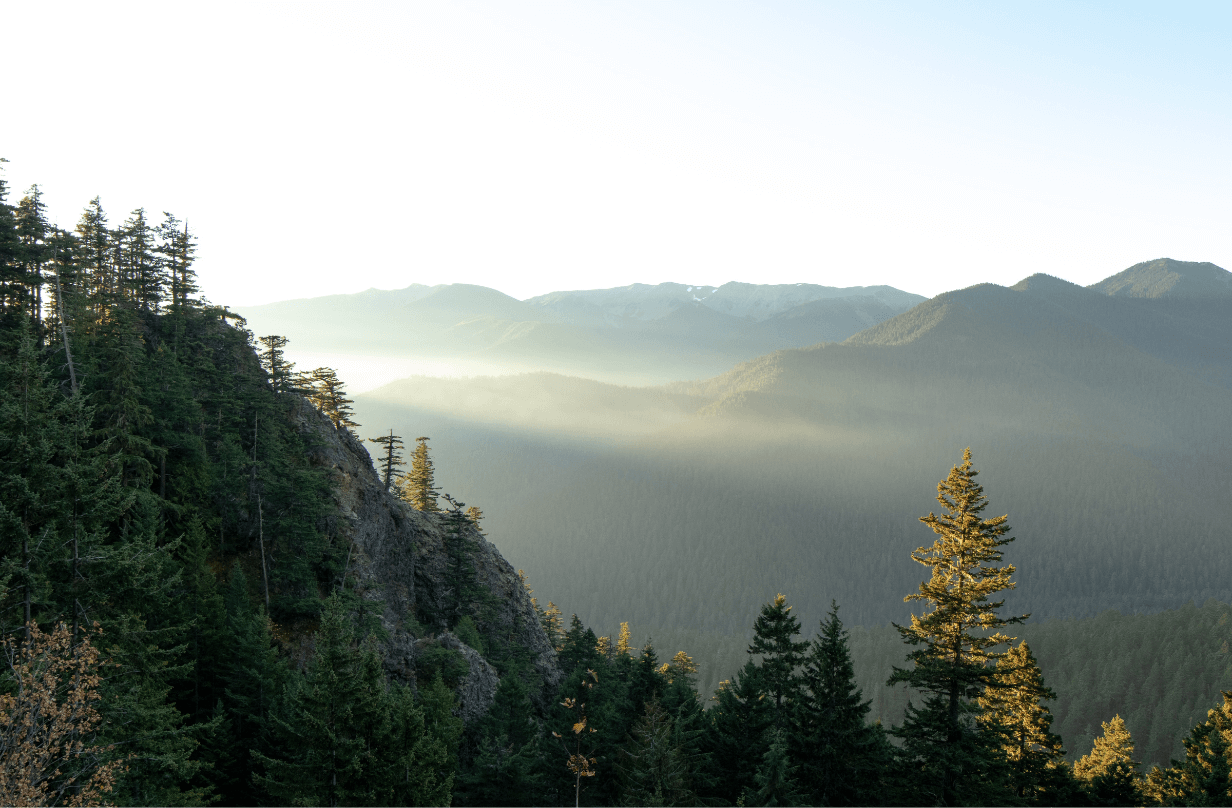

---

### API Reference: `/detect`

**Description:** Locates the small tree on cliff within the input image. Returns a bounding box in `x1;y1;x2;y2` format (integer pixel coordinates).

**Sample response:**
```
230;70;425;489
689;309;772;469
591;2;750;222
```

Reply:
367;430;405;492
308;367;357;433
399;436;440;511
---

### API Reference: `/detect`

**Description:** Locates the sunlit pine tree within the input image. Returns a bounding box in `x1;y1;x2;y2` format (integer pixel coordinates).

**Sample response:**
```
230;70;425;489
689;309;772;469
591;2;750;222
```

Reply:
400;436;440;511
888;447;1025;805
978;641;1067;801
1074;715;1141;806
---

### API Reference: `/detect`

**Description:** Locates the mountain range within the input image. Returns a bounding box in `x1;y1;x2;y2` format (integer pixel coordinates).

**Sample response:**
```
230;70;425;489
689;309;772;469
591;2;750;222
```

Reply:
348;258;1232;693
234;280;928;388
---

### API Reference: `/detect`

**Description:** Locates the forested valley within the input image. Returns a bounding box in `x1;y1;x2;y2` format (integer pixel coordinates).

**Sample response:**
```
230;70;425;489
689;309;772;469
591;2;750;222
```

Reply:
2;168;1232;807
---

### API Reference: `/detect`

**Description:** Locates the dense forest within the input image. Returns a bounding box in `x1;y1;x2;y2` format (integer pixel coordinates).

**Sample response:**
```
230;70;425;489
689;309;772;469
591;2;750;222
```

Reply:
2;168;1232;807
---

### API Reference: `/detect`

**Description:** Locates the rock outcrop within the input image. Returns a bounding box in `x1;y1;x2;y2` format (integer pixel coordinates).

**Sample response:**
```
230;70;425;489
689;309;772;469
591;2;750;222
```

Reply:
292;398;561;721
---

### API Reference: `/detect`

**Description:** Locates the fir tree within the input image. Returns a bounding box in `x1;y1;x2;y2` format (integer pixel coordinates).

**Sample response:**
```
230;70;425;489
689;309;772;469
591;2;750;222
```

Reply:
749;593;808;729
978;641;1067;802
256;335;293;393
749;727;803;807
796;600;891;806
887;447;1024;805
458;674;545;806
1074;715;1141;806
708;661;774;803
542;602;565;652
308;366;357;432
617;699;696;806
366;429;405;491
401;436;440;511
1145;691;1232;806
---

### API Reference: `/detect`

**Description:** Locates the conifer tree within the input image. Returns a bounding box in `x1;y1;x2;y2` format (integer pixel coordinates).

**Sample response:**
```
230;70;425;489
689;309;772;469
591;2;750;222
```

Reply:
978;641;1067;801
1146;691;1232;805
617;621;633;658
308;367;357;432
543;602;565;652
888;447;1024;805
366;430;405;491
155;213;197;310
749;727;803;807
617;699;696;806
466;504;484;531
1074;715;1141;806
253;593;450;806
14;185;49;332
457;674;545;806
795;600;890;806
256;335;293;393
749;593;809;729
400;436;440;511
708;661;774;802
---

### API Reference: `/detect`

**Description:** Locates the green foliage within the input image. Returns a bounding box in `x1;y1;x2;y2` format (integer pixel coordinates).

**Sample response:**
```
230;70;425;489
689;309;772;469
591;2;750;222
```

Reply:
888;447;1023;805
1074;715;1141;806
979;641;1067;801
1146;691;1232;806
796;601;892;806
616;699;696;806
402;436;440;511
253;593;451;806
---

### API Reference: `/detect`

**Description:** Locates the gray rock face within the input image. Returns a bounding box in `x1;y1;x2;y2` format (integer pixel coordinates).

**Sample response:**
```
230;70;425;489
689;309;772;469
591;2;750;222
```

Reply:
292;398;561;720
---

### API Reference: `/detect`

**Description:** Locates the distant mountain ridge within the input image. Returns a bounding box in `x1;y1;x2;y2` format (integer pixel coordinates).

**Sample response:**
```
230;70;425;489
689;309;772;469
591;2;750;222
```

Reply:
235;279;927;387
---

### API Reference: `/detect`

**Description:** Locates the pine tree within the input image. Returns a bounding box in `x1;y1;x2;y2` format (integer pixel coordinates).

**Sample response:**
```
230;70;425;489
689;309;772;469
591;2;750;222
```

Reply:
749;727;803;807
256;335;293;393
155;213;197;310
308;367;357;432
1145;691;1232;806
542;602;565;652
465;504;484;532
796;600;891;806
749;593;808;729
978;641;1067;801
708;661;774;803
617;621;633;658
1074;715;1141;806
617;699;696;806
253;593;450;806
14;185;49;333
400;436;440;511
887;447;1024;806
458;674;545;806
366;430;405;491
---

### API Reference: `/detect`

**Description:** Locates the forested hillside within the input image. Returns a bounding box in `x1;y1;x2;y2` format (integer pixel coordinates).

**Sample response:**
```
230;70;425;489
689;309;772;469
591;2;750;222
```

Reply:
4;166;1232;807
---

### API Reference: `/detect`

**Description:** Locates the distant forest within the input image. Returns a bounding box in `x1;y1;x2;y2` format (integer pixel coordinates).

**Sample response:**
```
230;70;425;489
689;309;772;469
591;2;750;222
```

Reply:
2;167;1232;807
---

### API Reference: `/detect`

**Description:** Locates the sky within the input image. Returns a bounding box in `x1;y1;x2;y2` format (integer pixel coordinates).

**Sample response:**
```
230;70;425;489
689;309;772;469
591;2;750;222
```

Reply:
4;1;1230;305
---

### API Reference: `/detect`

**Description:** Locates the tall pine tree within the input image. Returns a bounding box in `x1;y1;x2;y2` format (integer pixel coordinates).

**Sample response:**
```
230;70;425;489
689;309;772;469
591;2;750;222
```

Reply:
887;447;1023;805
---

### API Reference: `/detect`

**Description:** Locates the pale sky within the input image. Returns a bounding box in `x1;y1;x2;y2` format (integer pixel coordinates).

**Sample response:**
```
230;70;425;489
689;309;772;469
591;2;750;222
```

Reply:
4;1;1229;305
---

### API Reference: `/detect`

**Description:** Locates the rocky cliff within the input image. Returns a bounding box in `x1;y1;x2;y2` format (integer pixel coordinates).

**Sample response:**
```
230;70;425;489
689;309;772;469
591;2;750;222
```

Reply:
291;397;561;721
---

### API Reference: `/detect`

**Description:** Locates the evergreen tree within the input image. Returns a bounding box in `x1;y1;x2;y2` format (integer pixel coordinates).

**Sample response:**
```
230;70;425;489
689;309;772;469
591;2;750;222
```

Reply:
256;335;293;393
465;504;484;532
457;674;546;806
749;727;804;807
707;661;774;803
542;601;565;652
308;366;357;432
119;208;161;311
1145;691;1232;806
887;447;1023;805
366;429;405;491
401;436;440;511
978;641;1067;802
155;213;197;310
796;600;891;806
617;699;696;806
14;185;49;333
749;593;808;729
253;593;450;806
1074;715;1141;806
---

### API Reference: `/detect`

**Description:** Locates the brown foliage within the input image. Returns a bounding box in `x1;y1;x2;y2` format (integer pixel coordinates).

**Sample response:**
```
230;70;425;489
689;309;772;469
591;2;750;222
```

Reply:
0;622;124;807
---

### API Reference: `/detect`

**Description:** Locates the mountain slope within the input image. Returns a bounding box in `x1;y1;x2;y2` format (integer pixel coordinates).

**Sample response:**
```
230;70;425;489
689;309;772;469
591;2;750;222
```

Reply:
235;280;926;388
